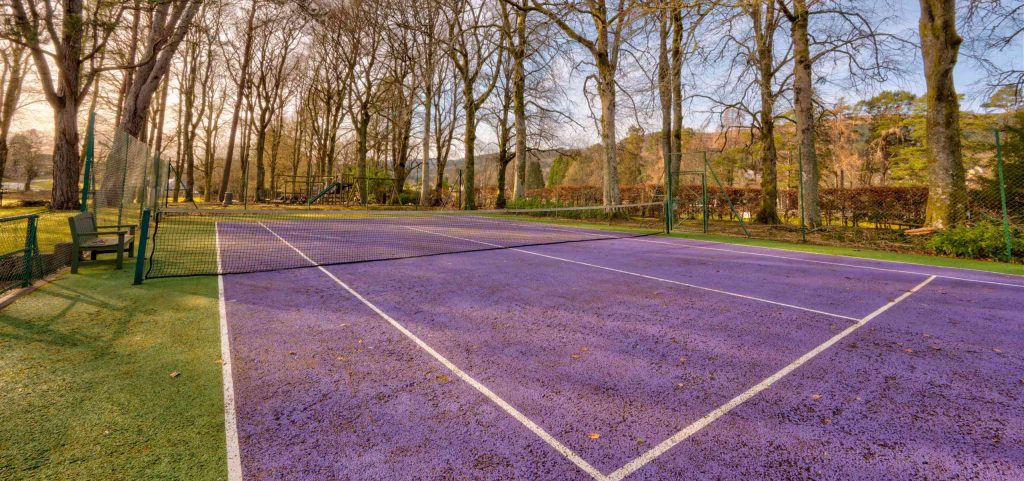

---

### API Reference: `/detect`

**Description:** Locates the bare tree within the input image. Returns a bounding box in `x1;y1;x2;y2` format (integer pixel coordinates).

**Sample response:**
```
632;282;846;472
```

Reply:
509;0;646;207
961;0;1024;95
247;5;304;201
217;0;260;201
0;41;29;194
444;0;503;209
6;0;125;209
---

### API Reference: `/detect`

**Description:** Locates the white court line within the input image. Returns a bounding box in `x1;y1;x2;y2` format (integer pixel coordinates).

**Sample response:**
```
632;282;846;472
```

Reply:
636;237;1023;288
606;274;936;479
405;227;859;322
407;225;935;478
256;222;607;481
216;224;244;481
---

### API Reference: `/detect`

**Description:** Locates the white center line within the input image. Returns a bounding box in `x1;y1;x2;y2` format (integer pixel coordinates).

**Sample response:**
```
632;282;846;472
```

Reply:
405;226;860;322
256;222;608;481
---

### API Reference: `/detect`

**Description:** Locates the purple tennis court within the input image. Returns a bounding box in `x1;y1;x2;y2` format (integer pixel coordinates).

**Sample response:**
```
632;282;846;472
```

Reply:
214;217;1024;480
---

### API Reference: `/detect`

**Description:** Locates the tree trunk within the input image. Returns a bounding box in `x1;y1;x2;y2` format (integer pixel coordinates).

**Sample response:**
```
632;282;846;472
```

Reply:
0;48;27;199
254;130;267;202
919;0;967;229
658;13;672;204
52;103;81;210
511;9;528;201
355;106;370;204
670;9;683;181
789;0;821;227
119;1;202;139
753;2;780;224
596;67;621;206
420;81;432;205
463;87;477;210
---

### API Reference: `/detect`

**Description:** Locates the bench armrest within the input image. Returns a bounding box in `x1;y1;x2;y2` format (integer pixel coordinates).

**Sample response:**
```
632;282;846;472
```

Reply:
73;230;129;238
96;224;136;235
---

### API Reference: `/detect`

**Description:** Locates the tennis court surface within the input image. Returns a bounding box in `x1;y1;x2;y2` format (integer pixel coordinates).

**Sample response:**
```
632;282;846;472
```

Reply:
159;208;1023;480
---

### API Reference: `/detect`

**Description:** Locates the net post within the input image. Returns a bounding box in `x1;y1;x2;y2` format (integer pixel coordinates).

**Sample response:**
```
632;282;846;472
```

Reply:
134;208;151;285
798;146;806;243
994;129;1012;261
81;112;95;212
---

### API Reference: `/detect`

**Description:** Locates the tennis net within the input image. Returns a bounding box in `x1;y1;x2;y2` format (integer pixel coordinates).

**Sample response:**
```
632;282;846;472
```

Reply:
145;202;667;278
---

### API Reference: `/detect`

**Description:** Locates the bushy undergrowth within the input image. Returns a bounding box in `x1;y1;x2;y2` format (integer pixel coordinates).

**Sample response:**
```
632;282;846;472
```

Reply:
927;221;1024;262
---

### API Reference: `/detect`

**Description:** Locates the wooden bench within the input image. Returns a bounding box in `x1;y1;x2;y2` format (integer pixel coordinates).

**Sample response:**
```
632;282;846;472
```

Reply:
68;213;135;273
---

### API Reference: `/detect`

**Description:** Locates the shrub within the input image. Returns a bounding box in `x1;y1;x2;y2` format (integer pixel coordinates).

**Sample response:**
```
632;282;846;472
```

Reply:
926;222;1024;261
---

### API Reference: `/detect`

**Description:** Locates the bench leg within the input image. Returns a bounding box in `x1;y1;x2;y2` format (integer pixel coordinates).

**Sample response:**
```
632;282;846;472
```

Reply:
128;241;134;258
116;243;124;270
71;244;80;274
90;251;97;261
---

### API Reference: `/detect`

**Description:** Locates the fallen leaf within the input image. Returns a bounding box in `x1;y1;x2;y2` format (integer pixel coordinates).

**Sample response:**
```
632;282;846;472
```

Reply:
579;347;589;352
678;357;686;364
435;374;451;383
821;417;832;425
930;345;941;351
993;348;1004;354
675;383;685;390
288;351;296;356
903;348;914;353
587;432;601;440
571;353;581;360
169;371;180;378
215;358;224;365
811;394;822;401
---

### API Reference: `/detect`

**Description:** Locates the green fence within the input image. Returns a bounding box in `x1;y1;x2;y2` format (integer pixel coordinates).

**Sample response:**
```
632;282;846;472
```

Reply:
660;140;1022;262
0;214;40;294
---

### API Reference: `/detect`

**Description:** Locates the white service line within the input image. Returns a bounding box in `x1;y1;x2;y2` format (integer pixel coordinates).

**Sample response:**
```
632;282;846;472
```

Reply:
634;237;1023;288
405;226;860;322
216;224;244;481
604;274;936;481
256;222;607;481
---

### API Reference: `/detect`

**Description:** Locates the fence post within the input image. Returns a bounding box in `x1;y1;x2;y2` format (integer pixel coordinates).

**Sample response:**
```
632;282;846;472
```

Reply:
994;129;1013;261
134;208;151;285
22;215;37;287
81;112;95;212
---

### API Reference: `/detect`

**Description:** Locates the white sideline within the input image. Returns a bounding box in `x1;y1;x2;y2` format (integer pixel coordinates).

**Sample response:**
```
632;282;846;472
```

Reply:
256;222;607;480
634;237;1023;288
404;227;859;322
604;275;936;480
216;224;244;481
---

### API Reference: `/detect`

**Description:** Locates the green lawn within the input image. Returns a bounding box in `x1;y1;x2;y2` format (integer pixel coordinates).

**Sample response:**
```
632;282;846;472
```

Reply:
0;260;225;480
